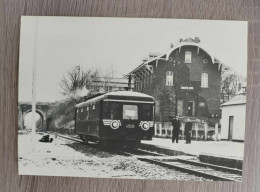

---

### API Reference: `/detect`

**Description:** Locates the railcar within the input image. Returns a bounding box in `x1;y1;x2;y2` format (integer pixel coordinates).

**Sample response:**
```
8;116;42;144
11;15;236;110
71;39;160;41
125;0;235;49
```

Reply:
74;91;154;145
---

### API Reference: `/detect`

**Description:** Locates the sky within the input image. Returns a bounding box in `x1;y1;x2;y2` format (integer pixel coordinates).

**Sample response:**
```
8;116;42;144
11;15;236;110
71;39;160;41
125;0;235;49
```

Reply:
18;17;247;102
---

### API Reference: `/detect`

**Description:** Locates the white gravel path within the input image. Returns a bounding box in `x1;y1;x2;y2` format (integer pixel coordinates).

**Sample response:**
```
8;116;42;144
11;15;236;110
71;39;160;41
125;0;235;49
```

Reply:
18;132;211;181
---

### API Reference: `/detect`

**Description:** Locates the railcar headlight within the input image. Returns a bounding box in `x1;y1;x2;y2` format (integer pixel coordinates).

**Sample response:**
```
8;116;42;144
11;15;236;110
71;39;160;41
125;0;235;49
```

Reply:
141;121;149;131
110;120;120;129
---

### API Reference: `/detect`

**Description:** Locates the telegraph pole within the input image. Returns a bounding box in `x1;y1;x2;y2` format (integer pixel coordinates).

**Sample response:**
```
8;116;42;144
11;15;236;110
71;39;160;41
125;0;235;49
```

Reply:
31;18;39;151
173;59;179;117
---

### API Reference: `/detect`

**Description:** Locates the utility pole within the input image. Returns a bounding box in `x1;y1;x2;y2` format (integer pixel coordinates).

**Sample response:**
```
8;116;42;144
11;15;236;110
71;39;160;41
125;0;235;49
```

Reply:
31;18;39;151
173;59;179;117
128;74;132;91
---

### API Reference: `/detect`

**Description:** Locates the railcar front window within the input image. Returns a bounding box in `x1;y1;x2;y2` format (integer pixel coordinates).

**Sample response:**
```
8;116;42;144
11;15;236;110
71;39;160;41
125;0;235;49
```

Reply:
111;103;121;119
142;104;153;120
123;105;138;120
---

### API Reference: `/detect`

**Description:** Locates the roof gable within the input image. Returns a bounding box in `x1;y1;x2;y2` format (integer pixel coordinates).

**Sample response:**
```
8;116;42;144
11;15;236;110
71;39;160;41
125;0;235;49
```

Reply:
182;37;199;43
221;94;246;107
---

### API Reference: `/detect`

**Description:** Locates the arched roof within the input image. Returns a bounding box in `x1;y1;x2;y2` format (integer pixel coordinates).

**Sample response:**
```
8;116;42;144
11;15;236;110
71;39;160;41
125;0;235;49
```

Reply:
165;42;215;63
126;38;230;77
76;91;154;108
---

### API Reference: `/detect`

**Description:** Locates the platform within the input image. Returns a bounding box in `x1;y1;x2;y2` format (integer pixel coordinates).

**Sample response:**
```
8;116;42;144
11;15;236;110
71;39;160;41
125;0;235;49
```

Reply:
142;138;244;169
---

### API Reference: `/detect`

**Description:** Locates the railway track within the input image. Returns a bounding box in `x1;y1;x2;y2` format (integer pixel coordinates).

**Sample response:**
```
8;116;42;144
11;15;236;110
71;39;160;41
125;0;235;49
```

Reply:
56;134;242;181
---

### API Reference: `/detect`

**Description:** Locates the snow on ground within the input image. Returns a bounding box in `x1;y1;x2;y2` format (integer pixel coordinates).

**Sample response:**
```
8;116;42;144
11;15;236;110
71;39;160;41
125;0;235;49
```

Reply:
142;138;244;159
18;133;210;181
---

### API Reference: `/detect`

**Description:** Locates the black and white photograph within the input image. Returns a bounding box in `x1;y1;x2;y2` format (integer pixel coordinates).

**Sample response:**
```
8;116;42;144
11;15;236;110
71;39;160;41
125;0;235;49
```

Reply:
18;17;247;181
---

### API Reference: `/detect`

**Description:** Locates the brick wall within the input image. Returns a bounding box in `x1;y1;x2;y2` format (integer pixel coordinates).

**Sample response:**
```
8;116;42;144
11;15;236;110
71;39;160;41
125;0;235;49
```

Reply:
134;45;221;121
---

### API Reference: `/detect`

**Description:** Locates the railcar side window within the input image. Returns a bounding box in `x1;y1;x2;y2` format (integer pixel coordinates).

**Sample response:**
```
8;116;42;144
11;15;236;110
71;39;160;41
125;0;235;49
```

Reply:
142;105;153;120
86;106;89;120
85;108;88;119
89;105;93;119
77;109;80;120
78;108;81;120
123;105;138;120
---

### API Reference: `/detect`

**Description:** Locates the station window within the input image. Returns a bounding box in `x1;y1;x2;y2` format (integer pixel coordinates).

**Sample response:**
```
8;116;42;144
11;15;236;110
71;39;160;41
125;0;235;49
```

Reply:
166;71;173;86
201;73;208;88
185;51;192;63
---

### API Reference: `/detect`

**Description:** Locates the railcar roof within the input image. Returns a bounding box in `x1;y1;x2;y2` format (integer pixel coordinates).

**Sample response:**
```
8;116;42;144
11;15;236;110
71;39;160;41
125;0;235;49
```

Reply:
75;91;153;108
106;91;153;98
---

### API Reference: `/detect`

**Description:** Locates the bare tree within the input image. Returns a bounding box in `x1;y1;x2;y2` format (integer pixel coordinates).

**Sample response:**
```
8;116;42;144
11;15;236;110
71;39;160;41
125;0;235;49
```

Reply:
48;66;99;131
221;73;238;103
59;66;99;102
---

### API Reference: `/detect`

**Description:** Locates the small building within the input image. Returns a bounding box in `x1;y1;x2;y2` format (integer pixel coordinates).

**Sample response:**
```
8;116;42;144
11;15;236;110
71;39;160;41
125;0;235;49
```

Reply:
221;89;246;141
91;77;134;93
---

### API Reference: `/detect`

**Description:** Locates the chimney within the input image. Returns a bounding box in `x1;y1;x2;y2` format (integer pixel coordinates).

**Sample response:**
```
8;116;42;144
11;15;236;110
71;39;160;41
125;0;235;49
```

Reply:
180;38;183;43
149;52;161;58
143;58;148;62
170;43;174;48
195;37;200;43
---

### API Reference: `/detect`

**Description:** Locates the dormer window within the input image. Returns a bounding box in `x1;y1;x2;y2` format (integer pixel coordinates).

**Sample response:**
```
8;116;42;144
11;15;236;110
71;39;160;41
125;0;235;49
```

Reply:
185;51;192;63
166;71;173;86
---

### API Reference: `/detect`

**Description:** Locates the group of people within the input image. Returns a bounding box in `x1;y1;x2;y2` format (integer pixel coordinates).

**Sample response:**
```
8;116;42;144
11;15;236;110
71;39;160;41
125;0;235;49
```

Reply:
171;117;192;144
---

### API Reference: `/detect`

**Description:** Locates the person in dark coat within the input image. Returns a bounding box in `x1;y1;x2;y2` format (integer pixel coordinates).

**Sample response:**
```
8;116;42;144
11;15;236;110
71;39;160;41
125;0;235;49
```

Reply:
172;117;181;143
39;135;53;143
184;118;192;144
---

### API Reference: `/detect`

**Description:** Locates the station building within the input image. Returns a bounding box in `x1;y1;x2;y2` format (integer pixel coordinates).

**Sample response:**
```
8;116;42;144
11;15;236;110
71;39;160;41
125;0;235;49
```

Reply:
126;37;229;139
221;86;246;141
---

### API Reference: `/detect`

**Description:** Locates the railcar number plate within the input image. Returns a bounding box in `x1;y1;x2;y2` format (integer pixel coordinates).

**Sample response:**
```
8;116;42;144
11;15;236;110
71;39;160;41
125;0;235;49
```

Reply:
126;124;135;128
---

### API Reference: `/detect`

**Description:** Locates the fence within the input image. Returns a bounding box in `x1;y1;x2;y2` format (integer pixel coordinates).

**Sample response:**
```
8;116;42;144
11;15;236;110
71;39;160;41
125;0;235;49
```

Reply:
154;121;220;141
